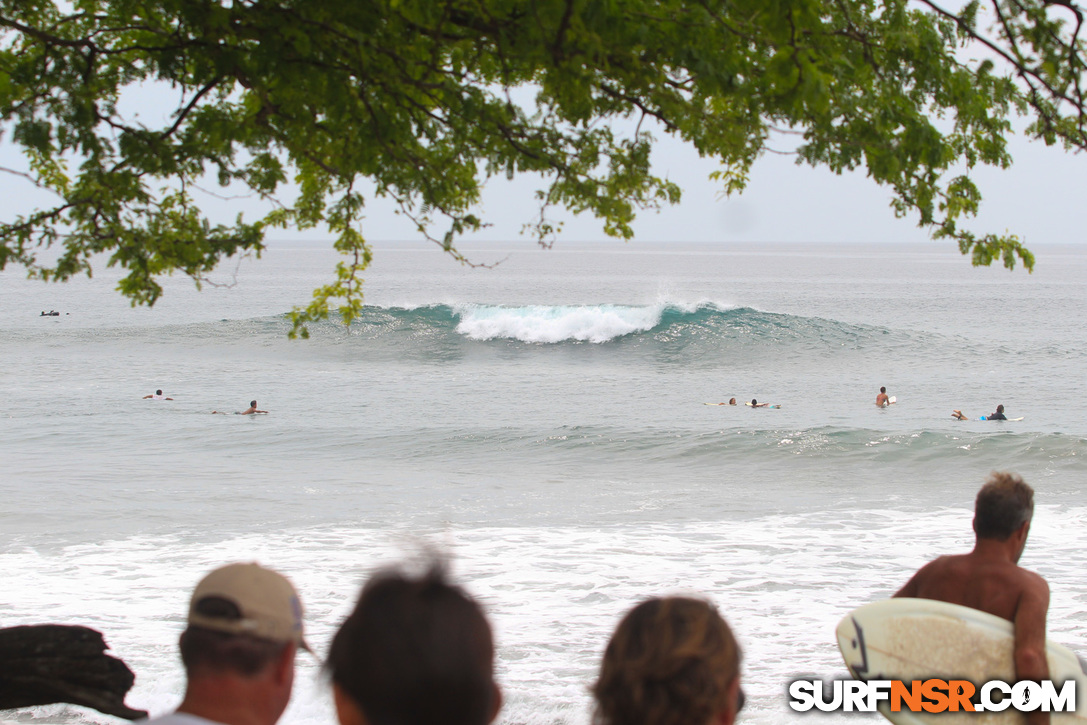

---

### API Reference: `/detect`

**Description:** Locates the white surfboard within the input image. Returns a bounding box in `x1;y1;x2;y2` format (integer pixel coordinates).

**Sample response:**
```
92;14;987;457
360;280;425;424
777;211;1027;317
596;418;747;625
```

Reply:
837;598;1087;724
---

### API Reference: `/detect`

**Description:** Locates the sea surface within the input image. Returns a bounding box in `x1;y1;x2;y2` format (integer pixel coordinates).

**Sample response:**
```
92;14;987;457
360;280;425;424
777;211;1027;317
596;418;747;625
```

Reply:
2;240;1086;725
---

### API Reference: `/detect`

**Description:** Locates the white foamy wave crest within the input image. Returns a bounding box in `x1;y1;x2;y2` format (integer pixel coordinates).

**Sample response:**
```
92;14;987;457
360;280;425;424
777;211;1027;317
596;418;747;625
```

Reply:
453;303;703;344
454;304;660;343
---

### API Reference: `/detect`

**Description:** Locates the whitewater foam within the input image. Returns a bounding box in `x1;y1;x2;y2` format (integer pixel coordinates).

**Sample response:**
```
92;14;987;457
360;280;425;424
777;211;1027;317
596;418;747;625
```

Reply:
4;505;1085;725
451;302;733;344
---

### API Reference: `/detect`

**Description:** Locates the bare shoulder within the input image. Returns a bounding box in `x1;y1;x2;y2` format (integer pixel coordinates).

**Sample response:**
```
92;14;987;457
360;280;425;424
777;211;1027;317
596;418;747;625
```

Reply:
917;554;965;576
895;555;956;596
1017;566;1050;596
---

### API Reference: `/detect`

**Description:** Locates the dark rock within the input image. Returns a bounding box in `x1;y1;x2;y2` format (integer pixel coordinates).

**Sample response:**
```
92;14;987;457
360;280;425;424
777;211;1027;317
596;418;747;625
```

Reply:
0;624;147;720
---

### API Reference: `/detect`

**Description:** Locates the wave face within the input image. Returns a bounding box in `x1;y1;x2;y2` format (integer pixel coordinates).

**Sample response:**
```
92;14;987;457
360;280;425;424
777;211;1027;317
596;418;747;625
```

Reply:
0;300;918;355
317;301;903;349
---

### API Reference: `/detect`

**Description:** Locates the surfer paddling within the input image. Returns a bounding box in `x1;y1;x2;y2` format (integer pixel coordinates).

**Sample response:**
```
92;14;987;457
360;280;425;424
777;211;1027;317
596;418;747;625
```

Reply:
213;400;267;415
143;389;173;400
748;399;769;408
894;472;1050;724
951;405;1010;420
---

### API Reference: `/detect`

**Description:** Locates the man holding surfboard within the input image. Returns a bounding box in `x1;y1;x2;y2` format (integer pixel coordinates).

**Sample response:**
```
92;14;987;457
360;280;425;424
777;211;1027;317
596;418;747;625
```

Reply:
894;472;1051;724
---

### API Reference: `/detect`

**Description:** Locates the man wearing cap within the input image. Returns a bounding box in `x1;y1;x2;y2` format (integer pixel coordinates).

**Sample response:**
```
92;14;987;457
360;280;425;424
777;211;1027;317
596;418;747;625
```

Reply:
139;562;309;725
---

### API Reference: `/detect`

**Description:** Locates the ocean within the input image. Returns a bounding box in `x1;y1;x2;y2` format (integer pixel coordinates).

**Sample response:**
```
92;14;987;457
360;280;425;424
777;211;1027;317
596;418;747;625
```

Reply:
2;240;1086;725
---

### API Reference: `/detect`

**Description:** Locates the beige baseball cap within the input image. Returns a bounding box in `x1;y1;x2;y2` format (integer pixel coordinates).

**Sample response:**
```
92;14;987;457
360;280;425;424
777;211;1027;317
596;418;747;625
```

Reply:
187;562;310;652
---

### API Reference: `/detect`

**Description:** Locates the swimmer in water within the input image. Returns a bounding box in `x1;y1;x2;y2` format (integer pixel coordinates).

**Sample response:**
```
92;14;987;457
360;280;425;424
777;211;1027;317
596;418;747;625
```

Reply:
143;389;173;400
212;400;267;415
876;386;890;407
749;399;769;408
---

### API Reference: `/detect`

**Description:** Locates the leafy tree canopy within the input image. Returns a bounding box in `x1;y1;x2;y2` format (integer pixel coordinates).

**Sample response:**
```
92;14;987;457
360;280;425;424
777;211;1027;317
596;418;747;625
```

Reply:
1;0;1083;335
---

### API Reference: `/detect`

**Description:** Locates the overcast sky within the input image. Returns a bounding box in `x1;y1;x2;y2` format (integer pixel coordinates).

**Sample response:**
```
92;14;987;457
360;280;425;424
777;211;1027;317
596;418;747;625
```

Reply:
2;76;1084;254
452;124;1087;247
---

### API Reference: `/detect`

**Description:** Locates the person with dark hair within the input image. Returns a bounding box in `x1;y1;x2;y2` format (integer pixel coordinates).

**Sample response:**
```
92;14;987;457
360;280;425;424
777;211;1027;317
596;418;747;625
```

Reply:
876;386;889;407
143;389;173;400
987;404;1008;420
895;472;1049;724
593;597;743;725
138;562;309;725
327;564;502;725
212;400;267;415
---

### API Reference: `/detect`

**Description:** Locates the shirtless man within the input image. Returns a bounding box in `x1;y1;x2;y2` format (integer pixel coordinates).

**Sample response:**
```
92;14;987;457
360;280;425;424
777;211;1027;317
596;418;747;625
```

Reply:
895;472;1049;724
212;400;267;415
749;398;769;408
876;387;889;407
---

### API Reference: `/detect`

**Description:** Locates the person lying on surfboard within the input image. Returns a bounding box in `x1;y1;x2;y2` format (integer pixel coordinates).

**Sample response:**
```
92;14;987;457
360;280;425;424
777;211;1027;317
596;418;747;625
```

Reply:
143;389;173;400
748;398;770;408
894;472;1050;725
212;400;268;415
876;387;890;407
953;405;1015;421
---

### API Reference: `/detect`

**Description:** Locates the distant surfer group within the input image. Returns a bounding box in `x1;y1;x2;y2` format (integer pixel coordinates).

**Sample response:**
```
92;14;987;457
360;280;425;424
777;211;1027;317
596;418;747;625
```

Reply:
709;397;778;408
877;385;1012;420
709;386;1017;420
126;472;1053;725
143;389;267;415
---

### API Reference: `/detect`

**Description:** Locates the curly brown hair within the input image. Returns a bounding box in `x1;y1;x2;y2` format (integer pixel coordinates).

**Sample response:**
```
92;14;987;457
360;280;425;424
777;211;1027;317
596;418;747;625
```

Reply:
592;597;741;725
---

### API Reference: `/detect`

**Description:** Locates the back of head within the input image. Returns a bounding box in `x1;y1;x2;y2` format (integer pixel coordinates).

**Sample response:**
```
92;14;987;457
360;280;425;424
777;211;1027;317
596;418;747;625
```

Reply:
181;621;288;678
593;597;741;725
880;387;886;393
180;562;308;678
156;389;163;395
251;400;258;408
974;472;1034;540
997;404;1004;413
328;564;497;725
